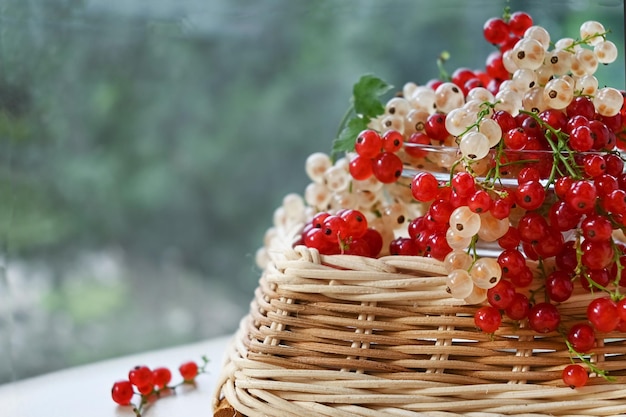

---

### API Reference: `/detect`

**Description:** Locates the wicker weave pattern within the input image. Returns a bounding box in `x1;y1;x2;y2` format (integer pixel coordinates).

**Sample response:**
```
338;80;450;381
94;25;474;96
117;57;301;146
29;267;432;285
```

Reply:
214;245;626;416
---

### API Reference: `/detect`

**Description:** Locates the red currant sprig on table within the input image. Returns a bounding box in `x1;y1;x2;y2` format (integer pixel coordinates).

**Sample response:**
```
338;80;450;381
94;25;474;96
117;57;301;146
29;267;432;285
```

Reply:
111;358;208;416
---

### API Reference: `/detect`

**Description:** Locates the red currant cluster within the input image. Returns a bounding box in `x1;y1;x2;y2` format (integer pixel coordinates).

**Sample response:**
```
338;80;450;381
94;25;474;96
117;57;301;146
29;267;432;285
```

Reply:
296;209;383;257
319;9;626;388
111;359;207;416
349;129;405;183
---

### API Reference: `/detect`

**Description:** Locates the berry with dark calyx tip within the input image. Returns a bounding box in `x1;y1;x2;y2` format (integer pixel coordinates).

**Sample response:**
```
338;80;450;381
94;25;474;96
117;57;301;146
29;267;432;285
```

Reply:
372;152;403;184
355;129;382;158
129;365;153;388
515;180;545;210
582;154;606;178
565;180;597;214
503;127;529;150
517;167;541;184
322;215;347;243
468;190;492;213
581;214;613;242
152;367;172;389
567;323;596;353
340;209;368;239
487;279;516;309
562;364;589;388
311;212;330;229
424;231;452;261
179;361;199;382
528;302;561;333
497;249;527;278
474;305;502;333
424;113;448;141
382;130;404;153
111;380;135;406
303;227;339;254
569;125;594;152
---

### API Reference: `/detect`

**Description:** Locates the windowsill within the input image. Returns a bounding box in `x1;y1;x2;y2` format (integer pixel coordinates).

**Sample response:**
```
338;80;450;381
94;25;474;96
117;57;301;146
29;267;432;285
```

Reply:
0;335;232;417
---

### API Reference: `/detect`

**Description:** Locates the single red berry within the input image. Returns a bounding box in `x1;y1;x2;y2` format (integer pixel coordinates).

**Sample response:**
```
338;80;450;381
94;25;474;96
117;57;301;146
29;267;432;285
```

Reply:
565;180;597;214
498;226;521;250
581;214;613;242
474;305;502;333
348;155;373;181
372;152;403;184
508;11;533;36
450;172;476;197
137;383;154;396
424;113;448;141
587;297;619;333
528;302;561;333
381;130;404;153
340;209;368;239
411;172;439;202
112;380;135;406
128;366;153;388
497;249;526;277
468;189;493;213
562;364;588;388
567;323;596;353
487;279;516;310
545;270;574;302
152;367;172;389
483;17;510;45
515;180;545;210
566;96;595;120
179;361;199;381
354;130;382;158
581;239;614;270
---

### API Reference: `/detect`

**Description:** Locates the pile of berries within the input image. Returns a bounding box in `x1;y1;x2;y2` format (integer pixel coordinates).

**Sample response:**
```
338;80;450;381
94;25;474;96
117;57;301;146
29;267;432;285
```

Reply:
111;359;207;416
280;8;626;388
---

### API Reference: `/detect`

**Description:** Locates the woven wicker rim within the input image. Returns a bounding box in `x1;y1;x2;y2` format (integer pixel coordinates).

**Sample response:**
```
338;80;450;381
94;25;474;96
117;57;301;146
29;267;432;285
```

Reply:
213;235;626;416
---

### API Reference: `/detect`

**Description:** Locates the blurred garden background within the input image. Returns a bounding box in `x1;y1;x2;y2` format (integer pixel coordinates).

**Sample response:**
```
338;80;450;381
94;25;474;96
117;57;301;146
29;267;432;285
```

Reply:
0;0;623;383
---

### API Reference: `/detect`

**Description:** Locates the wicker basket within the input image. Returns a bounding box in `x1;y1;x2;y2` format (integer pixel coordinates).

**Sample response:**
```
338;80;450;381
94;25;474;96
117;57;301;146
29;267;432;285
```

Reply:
213;224;626;417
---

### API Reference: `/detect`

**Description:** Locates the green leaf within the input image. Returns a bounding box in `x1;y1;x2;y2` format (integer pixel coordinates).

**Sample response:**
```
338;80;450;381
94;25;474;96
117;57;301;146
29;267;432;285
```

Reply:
332;116;370;157
352;75;393;117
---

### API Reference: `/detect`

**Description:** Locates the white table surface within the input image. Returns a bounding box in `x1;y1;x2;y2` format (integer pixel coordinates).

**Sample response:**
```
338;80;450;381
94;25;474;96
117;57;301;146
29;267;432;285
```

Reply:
0;335;232;417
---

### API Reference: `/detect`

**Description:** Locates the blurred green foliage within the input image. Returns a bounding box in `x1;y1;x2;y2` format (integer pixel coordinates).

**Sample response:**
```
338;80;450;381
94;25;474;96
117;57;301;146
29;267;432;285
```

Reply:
0;0;623;382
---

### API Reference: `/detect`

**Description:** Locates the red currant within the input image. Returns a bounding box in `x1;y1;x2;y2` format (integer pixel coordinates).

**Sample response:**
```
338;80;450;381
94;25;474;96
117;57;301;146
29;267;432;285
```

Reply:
567;323;596;353
505;292;530;320
372;152;403;184
545;270;574;302
152;367;172;389
348;155;373;181
528;302;561;333
487;279;516;309
179;361;199;382
562;364;588;388
111;380;135;406
508;11;533;36
587;297;619;333
411;172;439;202
128;366;153;388
382;130;404;153
483;17;509;45
474;305;502;333
355;130;382;158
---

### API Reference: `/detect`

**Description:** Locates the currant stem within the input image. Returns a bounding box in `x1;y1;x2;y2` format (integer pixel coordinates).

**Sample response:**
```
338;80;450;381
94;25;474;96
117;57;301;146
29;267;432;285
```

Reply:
564;338;615;382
